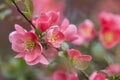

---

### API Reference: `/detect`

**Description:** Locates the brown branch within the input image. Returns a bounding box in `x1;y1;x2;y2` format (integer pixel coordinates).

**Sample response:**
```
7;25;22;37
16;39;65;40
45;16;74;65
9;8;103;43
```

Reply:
11;0;36;29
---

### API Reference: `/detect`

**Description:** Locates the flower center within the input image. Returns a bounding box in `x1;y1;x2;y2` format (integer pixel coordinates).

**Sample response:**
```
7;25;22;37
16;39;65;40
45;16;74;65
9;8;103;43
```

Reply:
51;32;59;43
25;39;36;51
82;27;91;36
104;32;114;43
72;57;88;70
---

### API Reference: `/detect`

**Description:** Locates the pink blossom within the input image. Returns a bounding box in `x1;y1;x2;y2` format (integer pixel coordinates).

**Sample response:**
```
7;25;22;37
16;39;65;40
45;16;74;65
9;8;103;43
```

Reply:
60;18;78;42
9;24;49;65
106;64;120;75
99;12;120;30
99;12;120;48
72;19;95;46
99;28;119;49
46;26;64;48
32;11;59;32
78;19;96;40
89;72;106;80
52;70;79;80
43;47;58;60
67;49;92;70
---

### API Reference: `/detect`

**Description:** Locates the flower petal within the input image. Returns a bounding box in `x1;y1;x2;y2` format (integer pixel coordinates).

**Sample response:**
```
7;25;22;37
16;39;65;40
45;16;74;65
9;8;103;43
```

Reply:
14;52;25;58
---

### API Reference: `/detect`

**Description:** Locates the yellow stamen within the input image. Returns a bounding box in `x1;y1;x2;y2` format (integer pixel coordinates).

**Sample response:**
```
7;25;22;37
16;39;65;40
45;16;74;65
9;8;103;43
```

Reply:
25;39;36;51
104;32;114;43
82;27;91;36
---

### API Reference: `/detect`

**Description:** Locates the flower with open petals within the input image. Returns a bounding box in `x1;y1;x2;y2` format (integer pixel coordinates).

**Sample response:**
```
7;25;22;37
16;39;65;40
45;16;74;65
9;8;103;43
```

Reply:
78;19;96;40
99;12;120;49
32;11;59;32
60;18;78;42
72;19;95;46
67;49;92;70
99;28;119;49
46;26;64;48
9;24;49;65
52;70;79;80
89;72;106;80
106;64;120;75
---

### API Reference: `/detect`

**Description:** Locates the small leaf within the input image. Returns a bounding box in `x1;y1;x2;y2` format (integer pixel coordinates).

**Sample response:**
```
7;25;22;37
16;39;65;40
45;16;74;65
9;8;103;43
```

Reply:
24;0;33;19
60;42;69;51
35;27;41;37
58;51;68;58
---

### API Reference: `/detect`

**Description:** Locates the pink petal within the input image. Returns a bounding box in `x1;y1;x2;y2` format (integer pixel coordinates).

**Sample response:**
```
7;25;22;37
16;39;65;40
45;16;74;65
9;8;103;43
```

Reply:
52;71;67;80
48;11;59;23
12;44;24;52
26;56;41;65
39;55;49;65
60;18;69;31
64;24;78;41
68;74;79;80
79;55;92;61
24;32;38;41
9;31;25;43
24;53;38;62
15;24;26;34
14;52;25;58
46;27;64;48
72;35;85;46
90;72;106;80
67;49;81;58
24;43;43;62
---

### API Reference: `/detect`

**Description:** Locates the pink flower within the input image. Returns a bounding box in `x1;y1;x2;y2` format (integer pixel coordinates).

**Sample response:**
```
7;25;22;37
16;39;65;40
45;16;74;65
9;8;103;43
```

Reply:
99;28;119;49
106;64;120;75
46;26;64;48
99;12;120;30
43;47;58;60
9;24;49;65
78;19;96;40
67;49;92;70
72;19;95;46
89;72;106;80
99;12;120;48
52;70;79;80
60;18;78;42
32;11;59;32
68;74;79;80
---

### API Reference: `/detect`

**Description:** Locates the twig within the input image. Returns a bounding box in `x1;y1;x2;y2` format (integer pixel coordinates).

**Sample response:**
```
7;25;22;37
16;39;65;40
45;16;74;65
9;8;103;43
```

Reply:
11;0;36;29
80;70;89;80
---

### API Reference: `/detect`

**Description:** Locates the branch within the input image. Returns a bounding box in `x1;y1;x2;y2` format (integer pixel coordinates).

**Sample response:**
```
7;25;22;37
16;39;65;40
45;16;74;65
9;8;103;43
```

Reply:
11;0;36;29
80;70;89;80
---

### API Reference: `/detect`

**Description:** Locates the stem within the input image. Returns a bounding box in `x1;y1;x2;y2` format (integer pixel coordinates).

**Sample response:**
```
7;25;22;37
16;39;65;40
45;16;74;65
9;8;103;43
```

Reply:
11;0;36;29
80;70;89;80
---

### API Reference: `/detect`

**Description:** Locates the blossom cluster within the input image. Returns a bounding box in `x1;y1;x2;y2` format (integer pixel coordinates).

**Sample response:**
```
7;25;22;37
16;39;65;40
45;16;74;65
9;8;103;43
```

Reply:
8;0;120;80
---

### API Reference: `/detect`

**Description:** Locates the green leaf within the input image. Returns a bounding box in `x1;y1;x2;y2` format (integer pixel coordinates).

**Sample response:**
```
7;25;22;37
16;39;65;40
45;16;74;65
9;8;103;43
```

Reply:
108;75;120;80
35;27;41;37
58;51;68;58
60;42;69;51
24;0;33;19
5;0;23;5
